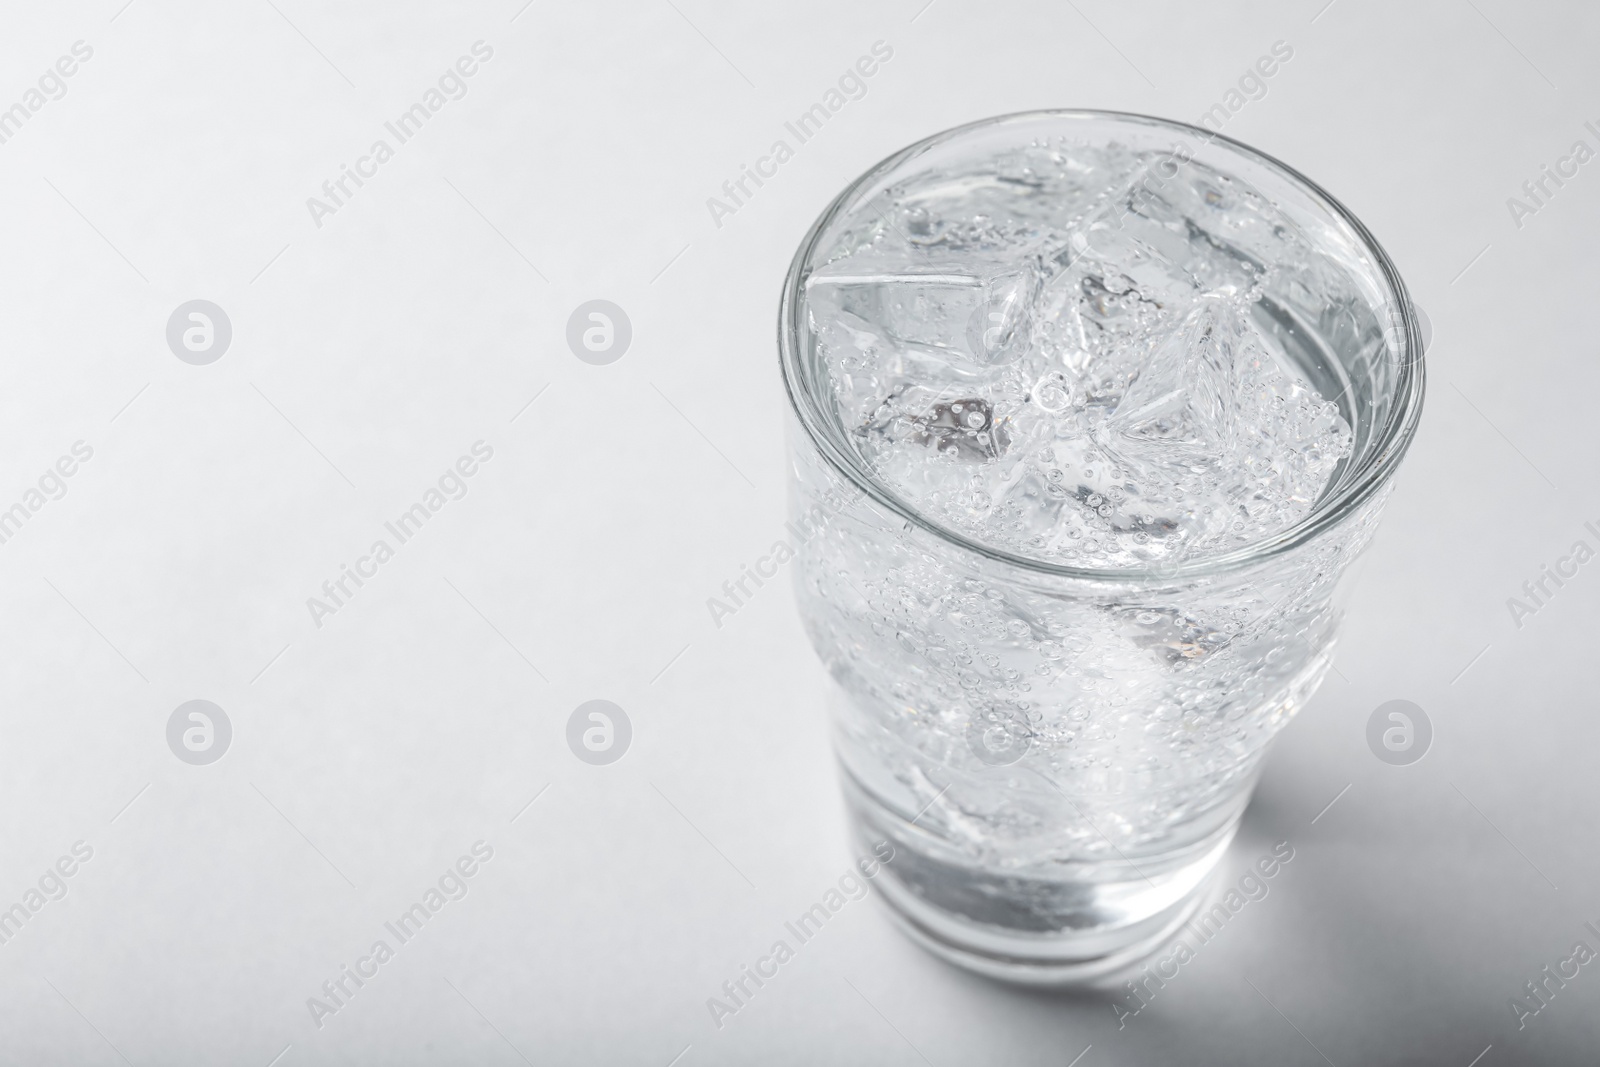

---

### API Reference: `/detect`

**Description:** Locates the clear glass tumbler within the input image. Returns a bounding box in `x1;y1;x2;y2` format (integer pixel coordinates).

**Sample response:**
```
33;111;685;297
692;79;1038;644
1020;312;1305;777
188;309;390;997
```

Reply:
778;111;1425;984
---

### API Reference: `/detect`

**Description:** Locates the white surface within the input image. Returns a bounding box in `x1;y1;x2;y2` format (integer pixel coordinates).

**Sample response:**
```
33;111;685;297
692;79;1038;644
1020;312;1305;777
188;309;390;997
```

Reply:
0;1;1595;1063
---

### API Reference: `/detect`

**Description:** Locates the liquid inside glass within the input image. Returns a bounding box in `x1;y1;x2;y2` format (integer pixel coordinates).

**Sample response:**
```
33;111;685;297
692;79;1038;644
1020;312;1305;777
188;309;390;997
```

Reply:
805;139;1360;569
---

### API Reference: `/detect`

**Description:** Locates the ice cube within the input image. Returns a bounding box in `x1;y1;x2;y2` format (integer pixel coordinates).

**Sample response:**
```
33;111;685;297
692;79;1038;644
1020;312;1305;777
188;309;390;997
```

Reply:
1075;157;1272;299
807;256;1040;369
913;397;1011;461
1107;297;1243;466
1028;241;1197;404
961;269;1038;366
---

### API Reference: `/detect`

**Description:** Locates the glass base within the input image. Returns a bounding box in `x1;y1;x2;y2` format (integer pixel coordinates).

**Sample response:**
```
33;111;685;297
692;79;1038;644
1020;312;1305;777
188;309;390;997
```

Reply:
867;840;1222;987
844;768;1239;987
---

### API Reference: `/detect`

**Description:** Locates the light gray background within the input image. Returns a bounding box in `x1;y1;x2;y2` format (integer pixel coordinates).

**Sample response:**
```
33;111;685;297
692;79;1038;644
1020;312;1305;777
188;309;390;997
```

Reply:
0;0;1592;1063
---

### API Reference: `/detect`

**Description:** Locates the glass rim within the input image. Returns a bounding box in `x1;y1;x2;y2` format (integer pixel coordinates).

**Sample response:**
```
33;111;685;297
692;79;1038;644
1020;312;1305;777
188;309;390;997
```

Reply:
777;107;1426;583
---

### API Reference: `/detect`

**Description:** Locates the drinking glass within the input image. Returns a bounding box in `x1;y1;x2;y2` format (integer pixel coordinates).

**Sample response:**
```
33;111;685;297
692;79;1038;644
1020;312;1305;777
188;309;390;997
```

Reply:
777;110;1425;983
